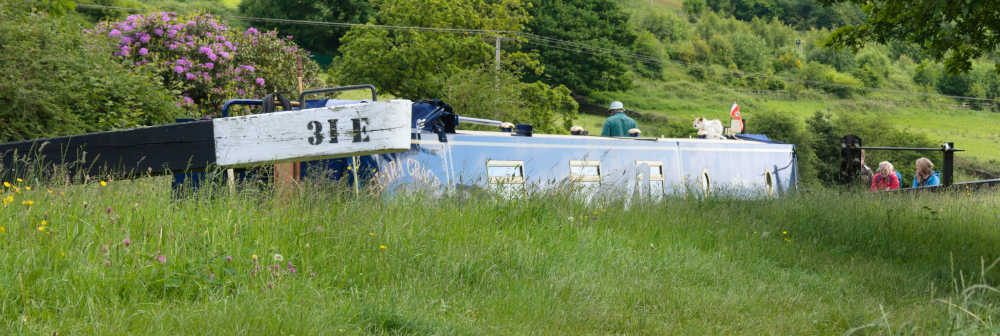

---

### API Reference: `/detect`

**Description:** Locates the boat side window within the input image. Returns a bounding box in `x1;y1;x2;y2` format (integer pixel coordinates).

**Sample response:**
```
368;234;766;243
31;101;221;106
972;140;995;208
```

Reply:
569;161;601;184
487;160;525;196
570;160;601;196
635;160;664;198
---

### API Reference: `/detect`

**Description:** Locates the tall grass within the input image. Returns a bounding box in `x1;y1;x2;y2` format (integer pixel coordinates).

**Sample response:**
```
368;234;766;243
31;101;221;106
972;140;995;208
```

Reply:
0;175;997;334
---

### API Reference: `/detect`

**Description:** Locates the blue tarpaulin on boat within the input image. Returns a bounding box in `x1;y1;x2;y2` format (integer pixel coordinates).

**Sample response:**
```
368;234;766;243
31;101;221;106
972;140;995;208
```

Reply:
735;134;782;143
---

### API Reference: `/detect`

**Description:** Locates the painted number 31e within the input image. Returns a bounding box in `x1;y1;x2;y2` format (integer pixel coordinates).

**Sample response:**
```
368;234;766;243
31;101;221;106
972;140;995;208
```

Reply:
307;118;370;145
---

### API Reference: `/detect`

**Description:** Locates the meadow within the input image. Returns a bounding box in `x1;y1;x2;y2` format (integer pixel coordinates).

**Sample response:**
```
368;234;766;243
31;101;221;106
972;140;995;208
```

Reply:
583;72;1000;162
1;175;998;335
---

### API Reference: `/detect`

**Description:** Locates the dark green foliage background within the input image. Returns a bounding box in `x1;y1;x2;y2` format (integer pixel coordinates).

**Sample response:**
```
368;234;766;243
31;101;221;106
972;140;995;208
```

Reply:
0;2;179;142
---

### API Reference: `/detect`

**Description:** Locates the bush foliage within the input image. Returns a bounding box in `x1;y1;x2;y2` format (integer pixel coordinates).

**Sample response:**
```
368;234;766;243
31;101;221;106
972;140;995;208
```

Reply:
90;12;322;116
0;3;179;141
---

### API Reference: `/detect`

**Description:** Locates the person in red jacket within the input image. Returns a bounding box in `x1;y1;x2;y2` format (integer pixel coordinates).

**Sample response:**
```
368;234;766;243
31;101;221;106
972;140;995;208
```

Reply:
870;161;900;191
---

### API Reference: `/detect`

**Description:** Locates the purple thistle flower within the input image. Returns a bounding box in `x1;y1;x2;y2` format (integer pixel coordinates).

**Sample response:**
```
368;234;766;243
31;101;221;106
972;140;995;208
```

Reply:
241;65;255;72
310;272;316;278
182;96;194;105
202;73;210;81
225;255;232;262
121;36;134;44
138;48;148;55
245;27;259;35
207;53;218;61
186;41;195;48
104;260;111;267
186;73;196;80
203;62;214;70
156;255;166;264
109;29;121;38
123;237;131;246
198;46;212;55
139;34;150;43
255;78;265;86
289;267;296;274
173;65;185;73
106;206;112;214
209;273;215;279
219;51;231;59
237;89;245;95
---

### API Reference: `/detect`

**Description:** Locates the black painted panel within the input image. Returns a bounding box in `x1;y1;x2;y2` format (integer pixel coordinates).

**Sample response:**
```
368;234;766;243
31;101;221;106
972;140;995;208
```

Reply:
0;121;215;178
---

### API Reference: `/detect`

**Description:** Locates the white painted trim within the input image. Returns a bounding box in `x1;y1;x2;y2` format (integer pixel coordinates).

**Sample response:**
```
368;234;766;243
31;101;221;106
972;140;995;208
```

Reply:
411;139;792;153
212;100;412;167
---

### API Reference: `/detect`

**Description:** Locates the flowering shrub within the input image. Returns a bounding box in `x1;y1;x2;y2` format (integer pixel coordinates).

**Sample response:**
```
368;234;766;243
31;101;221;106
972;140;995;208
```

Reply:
90;12;321;116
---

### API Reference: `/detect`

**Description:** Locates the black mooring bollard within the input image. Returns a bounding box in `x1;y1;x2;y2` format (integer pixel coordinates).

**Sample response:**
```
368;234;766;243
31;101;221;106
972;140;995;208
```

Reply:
942;142;954;186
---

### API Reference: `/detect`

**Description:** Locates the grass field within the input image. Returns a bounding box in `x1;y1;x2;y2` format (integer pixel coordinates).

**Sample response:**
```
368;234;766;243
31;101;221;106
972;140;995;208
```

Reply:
580;69;1000;162
1;176;998;334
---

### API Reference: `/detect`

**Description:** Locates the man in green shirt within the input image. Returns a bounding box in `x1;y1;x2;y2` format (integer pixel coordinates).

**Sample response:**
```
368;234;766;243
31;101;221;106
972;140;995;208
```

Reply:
601;101;638;137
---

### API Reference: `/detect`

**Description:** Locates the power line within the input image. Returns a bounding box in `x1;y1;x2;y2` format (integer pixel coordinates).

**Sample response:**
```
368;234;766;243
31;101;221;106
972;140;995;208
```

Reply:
75;3;999;103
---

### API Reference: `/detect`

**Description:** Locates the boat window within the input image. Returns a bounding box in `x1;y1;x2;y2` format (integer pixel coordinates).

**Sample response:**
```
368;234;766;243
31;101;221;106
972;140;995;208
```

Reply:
635;161;664;198
764;169;774;197
569;160;601;196
487;160;525;196
569;161;601;184
701;169;711;196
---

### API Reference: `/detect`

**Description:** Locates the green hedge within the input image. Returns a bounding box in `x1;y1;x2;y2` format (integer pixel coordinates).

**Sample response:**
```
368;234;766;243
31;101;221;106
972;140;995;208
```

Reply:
0;3;180;142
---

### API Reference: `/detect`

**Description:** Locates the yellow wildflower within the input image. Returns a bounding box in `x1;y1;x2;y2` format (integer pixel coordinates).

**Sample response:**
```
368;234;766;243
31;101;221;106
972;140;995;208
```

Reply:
16;178;22;182
37;226;45;232
24;186;30;191
61;252;65;257
782;231;787;235
40;220;47;226
252;254;258;260
379;245;387;251
2;182;9;188
0;226;5;234
100;181;108;187
22;200;34;206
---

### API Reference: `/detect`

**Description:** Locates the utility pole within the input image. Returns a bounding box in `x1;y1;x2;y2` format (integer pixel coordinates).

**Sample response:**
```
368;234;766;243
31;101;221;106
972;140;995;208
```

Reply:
495;36;501;70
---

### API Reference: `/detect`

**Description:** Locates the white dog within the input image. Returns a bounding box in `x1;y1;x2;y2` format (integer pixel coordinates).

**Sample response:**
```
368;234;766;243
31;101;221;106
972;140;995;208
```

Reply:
692;117;724;139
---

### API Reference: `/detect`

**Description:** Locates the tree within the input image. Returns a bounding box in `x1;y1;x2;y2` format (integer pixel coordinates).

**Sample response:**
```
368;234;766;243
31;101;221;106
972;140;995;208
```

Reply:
238;0;373;57
333;0;529;99
819;0;1000;74
522;0;636;95
0;2;179;141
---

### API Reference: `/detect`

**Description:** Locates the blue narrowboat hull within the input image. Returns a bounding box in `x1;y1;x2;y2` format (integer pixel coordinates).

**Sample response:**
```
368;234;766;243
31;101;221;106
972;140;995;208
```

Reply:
302;129;798;198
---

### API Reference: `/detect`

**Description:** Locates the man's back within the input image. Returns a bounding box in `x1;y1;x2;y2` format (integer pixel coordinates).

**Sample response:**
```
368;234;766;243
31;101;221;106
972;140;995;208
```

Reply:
601;112;638;137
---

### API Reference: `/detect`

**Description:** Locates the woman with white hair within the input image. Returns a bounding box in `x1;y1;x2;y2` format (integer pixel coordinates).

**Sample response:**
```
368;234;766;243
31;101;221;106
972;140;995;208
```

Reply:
870;161;900;191
912;157;941;188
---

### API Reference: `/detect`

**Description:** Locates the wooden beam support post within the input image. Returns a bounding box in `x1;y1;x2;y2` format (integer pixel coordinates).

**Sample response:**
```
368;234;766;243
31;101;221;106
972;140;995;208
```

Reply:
0;100;413;183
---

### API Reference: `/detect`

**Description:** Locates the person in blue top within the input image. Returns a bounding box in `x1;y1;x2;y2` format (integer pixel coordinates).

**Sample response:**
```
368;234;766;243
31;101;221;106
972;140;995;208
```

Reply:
912;157;941;188
601;101;638;137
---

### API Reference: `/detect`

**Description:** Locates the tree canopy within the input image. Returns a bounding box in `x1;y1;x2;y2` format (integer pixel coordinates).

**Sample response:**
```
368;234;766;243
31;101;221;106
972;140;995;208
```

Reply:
522;0;635;95
239;0;373;57
820;0;1000;74
333;0;529;99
